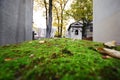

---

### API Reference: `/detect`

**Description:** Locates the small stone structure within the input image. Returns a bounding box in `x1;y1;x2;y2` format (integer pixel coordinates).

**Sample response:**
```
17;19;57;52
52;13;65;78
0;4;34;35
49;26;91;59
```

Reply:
66;22;82;39
66;21;93;39
85;22;93;38
0;0;33;45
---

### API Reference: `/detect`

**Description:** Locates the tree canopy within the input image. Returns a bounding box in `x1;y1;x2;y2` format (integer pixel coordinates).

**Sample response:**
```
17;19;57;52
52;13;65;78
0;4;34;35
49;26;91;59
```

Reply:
65;0;93;22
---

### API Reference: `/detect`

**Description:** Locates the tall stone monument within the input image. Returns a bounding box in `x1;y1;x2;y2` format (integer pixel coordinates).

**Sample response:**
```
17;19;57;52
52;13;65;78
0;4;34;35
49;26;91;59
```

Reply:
93;0;120;42
0;0;33;45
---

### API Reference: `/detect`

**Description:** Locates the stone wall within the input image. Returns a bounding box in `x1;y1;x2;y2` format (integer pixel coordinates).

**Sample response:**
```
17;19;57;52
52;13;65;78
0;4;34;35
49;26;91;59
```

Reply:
93;0;120;42
0;0;33;45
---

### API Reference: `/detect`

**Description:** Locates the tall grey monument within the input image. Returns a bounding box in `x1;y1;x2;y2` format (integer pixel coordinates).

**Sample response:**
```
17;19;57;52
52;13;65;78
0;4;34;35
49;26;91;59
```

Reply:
93;0;120;42
0;0;33;46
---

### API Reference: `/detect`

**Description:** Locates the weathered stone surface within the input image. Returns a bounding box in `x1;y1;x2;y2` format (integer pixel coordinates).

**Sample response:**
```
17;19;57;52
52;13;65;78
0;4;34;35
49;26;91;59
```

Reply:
93;0;120;43
0;0;33;45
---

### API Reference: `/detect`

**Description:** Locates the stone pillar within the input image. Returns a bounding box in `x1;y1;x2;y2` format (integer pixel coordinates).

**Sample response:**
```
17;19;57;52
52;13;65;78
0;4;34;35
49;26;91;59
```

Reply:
0;0;33;46
93;0;120;42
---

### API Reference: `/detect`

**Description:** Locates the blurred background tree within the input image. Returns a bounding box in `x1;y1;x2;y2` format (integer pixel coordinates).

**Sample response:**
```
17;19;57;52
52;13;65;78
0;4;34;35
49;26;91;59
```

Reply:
34;0;69;37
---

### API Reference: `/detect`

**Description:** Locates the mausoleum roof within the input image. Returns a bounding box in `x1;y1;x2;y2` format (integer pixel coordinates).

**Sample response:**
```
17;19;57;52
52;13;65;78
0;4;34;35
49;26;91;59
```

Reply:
68;21;83;31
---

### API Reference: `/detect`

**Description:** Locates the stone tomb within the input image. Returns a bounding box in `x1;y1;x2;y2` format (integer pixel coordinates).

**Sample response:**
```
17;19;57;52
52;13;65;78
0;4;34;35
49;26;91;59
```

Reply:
0;0;33;45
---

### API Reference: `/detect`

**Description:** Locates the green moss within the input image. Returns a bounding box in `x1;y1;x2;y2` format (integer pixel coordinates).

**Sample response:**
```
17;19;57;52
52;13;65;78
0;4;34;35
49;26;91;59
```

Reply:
0;38;120;80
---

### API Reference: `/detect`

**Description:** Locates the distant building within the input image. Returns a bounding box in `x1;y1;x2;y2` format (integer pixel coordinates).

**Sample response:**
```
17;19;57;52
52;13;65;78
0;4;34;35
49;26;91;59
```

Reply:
66;22;82;39
85;22;93;38
66;21;93;39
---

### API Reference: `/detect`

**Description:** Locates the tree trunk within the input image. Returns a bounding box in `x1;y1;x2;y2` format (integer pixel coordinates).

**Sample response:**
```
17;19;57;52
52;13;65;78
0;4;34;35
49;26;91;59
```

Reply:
60;11;63;37
59;0;68;37
44;0;48;32
57;18;60;37
82;18;86;39
46;0;52;38
54;5;60;37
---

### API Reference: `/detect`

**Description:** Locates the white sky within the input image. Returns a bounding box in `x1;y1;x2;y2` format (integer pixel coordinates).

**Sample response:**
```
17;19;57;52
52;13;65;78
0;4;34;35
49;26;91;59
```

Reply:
33;10;46;28
33;0;74;29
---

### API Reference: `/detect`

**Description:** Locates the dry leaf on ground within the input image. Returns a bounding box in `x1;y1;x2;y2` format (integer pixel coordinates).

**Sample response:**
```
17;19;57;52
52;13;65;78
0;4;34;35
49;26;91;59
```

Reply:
4;58;13;61
96;47;120;59
39;40;46;44
103;40;116;48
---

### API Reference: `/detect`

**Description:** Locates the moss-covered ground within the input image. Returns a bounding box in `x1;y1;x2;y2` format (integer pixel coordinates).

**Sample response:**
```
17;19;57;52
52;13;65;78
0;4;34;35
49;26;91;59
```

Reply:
0;38;120;80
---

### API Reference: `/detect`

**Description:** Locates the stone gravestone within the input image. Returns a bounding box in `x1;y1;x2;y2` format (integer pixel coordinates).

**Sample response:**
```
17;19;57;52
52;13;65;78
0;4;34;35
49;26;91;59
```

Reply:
93;0;120;43
0;0;33;46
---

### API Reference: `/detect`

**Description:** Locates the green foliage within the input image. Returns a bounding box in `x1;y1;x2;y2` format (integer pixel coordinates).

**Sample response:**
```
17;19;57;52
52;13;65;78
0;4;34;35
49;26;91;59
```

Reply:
0;38;120;80
65;0;93;22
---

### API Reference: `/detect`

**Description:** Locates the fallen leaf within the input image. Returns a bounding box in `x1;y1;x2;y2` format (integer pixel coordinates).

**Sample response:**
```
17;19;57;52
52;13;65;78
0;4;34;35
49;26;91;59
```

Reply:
102;55;112;59
4;58;13;61
29;54;34;58
103;48;120;59
96;47;120;59
96;47;107;55
29;41;33;43
104;40;116;48
39;40;45;44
